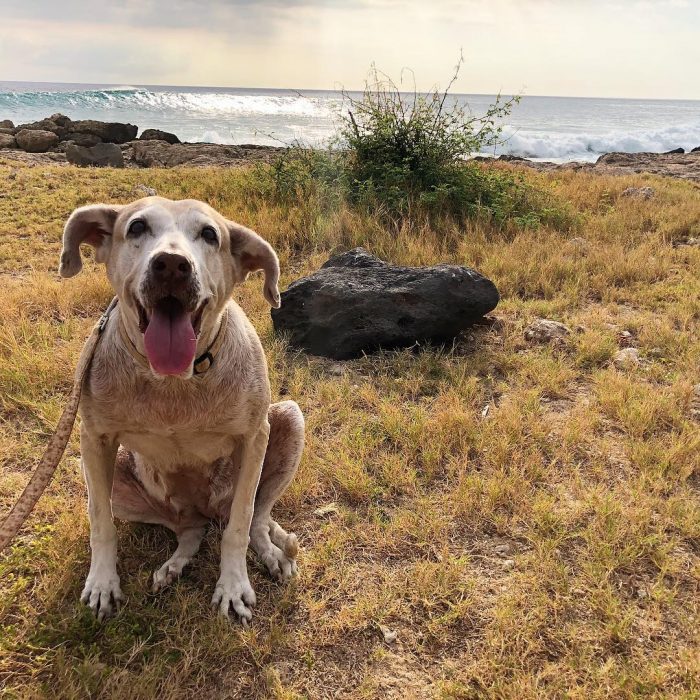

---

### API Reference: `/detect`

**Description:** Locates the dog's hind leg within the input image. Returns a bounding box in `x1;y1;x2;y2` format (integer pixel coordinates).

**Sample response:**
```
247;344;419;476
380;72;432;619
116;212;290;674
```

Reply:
249;400;304;582
152;526;206;592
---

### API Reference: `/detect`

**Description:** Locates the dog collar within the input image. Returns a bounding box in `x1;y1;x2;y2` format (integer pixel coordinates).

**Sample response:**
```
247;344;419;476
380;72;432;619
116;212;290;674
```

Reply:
116;304;228;376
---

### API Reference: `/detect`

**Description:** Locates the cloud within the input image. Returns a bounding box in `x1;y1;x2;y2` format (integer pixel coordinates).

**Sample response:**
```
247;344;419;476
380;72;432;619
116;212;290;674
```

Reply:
0;0;374;30
0;0;698;97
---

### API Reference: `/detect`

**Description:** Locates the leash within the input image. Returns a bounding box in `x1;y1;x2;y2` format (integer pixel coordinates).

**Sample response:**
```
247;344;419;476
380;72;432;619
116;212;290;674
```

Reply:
0;297;117;553
0;297;229;553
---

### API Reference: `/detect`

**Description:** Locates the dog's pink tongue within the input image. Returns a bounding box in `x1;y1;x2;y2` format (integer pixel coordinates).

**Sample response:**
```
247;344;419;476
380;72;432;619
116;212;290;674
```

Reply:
143;302;196;375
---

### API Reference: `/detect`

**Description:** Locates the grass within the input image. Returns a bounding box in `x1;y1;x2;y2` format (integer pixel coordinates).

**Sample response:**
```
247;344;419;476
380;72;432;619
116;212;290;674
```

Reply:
0;157;698;699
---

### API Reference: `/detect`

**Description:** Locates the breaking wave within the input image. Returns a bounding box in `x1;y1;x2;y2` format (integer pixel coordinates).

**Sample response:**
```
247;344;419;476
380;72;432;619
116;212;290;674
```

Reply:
0;87;329;118
497;122;700;162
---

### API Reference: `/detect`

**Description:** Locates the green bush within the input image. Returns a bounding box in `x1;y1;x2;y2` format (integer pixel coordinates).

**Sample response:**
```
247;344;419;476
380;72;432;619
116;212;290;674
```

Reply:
250;60;575;229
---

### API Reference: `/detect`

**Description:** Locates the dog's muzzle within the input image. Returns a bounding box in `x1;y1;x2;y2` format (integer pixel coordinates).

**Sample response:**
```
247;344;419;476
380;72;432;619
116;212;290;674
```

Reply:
136;253;207;376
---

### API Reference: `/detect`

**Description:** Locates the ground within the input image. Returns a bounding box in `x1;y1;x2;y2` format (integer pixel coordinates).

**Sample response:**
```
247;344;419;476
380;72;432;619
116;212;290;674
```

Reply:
0;159;698;699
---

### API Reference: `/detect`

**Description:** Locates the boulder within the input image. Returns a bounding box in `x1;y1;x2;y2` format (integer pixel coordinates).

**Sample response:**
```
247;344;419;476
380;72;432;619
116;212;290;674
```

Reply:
0;119;14;129
128;140;285;167
524;319;571;344
48;113;72;128
0;128;16;135
621;186;655;199
131;140;244;167
17;119;66;138
140;128;180;144
467;150;700;183
663;147;684;155
63;132;103;147
69;119;138;144
15;129;59;153
134;183;157;196
270;248;499;359
613;347;641;368
66;142;124;167
0;133;17;148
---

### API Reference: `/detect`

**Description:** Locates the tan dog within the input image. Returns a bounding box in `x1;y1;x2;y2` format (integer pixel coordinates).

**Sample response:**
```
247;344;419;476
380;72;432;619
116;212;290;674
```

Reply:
59;196;304;624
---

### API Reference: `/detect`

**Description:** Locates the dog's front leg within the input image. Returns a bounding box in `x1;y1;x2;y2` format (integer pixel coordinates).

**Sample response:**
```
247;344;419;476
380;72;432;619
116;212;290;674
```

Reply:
212;419;270;625
79;425;122;621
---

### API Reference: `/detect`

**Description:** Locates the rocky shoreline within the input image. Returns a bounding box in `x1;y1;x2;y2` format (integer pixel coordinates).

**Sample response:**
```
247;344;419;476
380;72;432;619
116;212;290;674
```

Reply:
0;113;285;168
2;112;700;181
481;150;700;183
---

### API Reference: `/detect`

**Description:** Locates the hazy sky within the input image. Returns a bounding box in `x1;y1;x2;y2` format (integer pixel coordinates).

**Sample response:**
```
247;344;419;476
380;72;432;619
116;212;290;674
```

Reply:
0;0;698;98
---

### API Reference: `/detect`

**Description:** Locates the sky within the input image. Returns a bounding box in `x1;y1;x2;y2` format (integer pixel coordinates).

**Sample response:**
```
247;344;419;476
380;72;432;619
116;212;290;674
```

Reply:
0;0;699;99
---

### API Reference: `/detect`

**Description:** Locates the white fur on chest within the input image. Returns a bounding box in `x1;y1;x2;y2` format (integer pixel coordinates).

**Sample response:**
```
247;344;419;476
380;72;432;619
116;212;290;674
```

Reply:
80;309;270;469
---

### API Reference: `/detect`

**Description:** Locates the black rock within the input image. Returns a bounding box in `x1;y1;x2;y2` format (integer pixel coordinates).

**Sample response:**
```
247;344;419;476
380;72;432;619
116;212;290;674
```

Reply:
17;119;67;138
140;128;181;144
321;248;385;269
691;146;700;153
48;113;72;128
663;148;685;155
15;129;59;152
271;248;499;359
68;119;138;144
66;142;124;167
63;132;102;147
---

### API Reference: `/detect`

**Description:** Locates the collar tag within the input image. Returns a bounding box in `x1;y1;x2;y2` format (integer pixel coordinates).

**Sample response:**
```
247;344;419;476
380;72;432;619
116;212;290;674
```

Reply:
193;352;214;375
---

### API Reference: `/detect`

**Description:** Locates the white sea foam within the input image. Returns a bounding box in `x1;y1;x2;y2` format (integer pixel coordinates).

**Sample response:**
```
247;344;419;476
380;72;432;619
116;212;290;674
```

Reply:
127;90;330;118
100;85;143;92
498;122;700;161
200;129;230;144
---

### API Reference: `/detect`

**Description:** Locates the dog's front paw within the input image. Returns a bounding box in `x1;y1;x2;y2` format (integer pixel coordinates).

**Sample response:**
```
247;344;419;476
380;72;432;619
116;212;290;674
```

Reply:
211;573;256;626
81;573;123;622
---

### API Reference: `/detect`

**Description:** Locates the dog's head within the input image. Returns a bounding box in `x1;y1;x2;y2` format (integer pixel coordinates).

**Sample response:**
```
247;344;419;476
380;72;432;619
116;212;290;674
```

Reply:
59;196;280;376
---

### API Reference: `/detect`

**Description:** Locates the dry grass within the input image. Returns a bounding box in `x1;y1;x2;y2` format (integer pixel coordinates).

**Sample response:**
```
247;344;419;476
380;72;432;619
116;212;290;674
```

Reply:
0;158;698;699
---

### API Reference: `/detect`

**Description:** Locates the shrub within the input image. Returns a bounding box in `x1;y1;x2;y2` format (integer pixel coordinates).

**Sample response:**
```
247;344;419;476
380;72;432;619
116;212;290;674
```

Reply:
250;59;575;229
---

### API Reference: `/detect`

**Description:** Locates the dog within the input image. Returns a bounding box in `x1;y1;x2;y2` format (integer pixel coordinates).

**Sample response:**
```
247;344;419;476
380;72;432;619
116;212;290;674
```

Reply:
59;196;304;624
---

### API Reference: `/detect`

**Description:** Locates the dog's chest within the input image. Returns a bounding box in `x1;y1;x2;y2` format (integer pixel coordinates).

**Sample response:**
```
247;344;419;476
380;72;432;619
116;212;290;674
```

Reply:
85;369;262;466
121;424;238;467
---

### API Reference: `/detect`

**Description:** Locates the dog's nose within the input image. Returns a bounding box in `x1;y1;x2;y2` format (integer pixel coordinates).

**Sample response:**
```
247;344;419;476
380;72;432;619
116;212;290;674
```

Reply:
150;252;192;285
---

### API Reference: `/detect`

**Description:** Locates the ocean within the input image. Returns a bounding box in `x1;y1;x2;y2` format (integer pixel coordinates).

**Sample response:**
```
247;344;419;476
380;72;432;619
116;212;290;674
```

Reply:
1;81;699;163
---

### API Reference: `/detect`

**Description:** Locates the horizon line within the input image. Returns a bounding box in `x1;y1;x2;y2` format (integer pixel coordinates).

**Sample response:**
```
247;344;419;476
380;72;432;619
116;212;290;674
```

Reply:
1;78;700;103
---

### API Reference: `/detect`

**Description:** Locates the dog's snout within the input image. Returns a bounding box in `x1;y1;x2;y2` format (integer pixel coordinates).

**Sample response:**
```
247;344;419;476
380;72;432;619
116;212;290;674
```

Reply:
150;252;192;285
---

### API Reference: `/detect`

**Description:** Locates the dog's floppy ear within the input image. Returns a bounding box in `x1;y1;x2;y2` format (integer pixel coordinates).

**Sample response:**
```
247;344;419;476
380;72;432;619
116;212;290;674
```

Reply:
59;204;123;278
228;221;280;308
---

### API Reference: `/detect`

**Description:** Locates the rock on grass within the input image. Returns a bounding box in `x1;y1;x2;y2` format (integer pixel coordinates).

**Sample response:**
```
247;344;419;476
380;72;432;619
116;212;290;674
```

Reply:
271;248;499;359
524;319;571;344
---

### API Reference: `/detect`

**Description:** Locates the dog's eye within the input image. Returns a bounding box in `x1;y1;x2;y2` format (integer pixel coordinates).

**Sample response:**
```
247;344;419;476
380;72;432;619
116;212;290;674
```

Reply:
127;219;147;237
201;226;218;245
